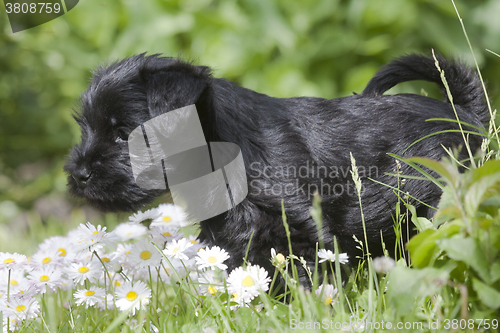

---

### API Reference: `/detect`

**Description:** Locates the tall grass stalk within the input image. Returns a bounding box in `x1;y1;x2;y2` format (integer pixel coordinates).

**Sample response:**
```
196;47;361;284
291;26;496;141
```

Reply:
431;49;476;168
350;152;375;322
450;0;500;156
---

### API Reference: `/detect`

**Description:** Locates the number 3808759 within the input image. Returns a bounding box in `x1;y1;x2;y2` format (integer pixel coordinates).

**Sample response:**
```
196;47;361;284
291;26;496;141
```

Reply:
5;2;61;14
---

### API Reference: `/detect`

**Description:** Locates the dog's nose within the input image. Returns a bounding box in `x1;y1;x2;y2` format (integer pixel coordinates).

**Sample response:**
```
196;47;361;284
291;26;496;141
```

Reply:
72;167;93;188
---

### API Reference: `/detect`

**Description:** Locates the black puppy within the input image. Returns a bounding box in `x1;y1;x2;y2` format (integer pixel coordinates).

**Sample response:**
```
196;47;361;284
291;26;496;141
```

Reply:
65;53;487;283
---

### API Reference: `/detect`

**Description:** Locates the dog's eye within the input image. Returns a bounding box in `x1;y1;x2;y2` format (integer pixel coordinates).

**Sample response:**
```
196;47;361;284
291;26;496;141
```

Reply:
115;127;129;142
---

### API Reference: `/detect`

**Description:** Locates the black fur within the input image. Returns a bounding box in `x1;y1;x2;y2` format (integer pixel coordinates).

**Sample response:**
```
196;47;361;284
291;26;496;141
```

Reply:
65;53;487;284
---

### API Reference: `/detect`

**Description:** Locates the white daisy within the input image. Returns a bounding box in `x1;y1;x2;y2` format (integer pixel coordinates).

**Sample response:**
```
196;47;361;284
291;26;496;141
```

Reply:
150;204;186;229
37;236;77;263
0;252;27;269
184;235;205;257
163;238;193;261
113;222;148;242
128;238;163;269
27;267;63;294
317;249;349;264
5;316;24;331
0;269;29;296
110;272;126;289
30;248;65;268
93;250;117;272
229;291;246;308
197;270;222;296
270;248;287;268
315;284;339;305
195;246;230;271
3;283;39;299
227;265;270;304
74;286;106;308
247;265;271;291
149;226;181;245
115;280;151;315
73;222;117;253
4;296;40;321
129;208;160;224
66;260;102;285
112;243;133;267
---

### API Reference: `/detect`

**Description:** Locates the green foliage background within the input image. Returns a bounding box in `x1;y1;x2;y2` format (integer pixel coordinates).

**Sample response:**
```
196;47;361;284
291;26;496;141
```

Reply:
0;0;499;251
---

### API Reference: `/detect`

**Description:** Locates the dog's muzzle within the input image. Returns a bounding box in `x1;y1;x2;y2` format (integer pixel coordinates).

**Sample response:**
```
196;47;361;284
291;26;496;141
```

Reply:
72;167;93;188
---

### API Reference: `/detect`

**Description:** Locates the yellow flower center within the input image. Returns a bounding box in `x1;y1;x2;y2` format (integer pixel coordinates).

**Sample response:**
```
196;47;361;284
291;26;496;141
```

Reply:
3;258;15;264
125;251;132;255
85;290;95;297
231;292;239;301
162;232;172;237
172;247;178;253
126;291;138;301
276;253;286;264
40;275;50;282
15;305;26;312
324;297;333;305
115;281;122;287
208;286;217;295
140;251;151;260
102;257;110;263
163;216;172;223
207;256;217;264
242;275;255;287
42;257;52;264
78;266;89;273
58;248;67;257
190;240;198;244
93;231;99;236
10;279;18;286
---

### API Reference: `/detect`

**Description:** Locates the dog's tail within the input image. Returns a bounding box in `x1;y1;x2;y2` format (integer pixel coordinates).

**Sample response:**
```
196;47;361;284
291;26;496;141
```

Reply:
362;54;489;124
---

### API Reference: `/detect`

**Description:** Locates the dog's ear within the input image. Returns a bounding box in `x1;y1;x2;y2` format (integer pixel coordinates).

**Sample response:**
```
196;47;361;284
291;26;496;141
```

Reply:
139;57;212;117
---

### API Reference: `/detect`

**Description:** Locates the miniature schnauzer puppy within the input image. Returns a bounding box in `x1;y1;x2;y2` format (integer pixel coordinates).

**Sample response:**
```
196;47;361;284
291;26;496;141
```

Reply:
64;53;487;284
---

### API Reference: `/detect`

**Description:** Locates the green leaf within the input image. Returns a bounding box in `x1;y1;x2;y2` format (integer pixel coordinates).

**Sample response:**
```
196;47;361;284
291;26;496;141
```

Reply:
405;202;434;232
237;307;255;327
490;262;500;283
356;289;376;311
472;278;500;309
387;266;449;315
407;230;435;255
464;161;500;216
438;237;490;283
405;157;459;186
479;195;500;217
468;160;500;183
409;238;439;268
434;186;461;227
407;223;461;268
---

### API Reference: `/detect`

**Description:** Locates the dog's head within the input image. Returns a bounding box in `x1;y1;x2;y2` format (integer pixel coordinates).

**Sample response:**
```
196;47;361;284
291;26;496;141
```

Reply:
64;54;212;211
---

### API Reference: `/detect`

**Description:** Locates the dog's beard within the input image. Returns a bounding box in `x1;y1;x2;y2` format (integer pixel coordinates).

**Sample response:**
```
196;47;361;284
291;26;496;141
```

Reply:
64;147;164;212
